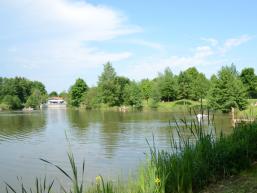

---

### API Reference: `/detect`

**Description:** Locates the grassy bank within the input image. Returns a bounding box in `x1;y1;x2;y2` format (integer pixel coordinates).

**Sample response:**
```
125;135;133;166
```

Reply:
5;119;257;193
202;163;257;193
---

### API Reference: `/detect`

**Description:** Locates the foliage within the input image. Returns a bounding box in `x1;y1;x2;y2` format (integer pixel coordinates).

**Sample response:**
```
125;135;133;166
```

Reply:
240;67;257;98
82;87;101;109
69;78;88;107
114;76;130;106
177;67;209;101
25;89;46;109
98;62;120;106
208;65;248;112
157;67;178;102
48;91;58;97
31;81;47;96
150;82;161;108
139;79;153;103
124;81;143;109
59;91;68;100
0;77;46;110
2;95;22;110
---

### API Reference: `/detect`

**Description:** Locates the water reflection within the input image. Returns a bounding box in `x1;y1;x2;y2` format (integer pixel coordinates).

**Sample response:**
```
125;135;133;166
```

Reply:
0;111;46;141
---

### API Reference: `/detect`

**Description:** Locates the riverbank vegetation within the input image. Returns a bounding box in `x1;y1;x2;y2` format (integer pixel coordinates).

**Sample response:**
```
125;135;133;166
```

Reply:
5;118;257;193
1;63;257;113
67;63;257;113
0;77;47;110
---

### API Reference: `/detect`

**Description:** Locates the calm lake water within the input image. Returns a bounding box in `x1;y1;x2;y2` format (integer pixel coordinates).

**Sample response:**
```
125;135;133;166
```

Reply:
0;109;231;190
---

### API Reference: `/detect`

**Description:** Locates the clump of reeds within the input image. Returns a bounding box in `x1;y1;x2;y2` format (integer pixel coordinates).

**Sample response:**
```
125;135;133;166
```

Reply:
146;109;257;193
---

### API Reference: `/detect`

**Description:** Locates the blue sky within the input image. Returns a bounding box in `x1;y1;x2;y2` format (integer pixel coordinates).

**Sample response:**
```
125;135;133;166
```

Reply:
1;0;257;92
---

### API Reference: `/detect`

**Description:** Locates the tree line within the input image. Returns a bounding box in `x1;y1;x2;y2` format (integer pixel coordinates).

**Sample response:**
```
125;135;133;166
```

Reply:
0;77;47;110
67;62;257;112
1;63;257;112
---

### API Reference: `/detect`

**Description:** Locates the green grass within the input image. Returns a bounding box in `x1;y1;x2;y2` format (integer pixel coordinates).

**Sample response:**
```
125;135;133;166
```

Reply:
202;163;257;193
237;99;257;118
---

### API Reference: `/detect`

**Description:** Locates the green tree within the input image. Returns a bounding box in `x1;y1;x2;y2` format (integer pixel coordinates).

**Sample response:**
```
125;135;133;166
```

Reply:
240;68;257;98
49;91;58;97
208;65;247;112
158;67;178;101
69;78;88;107
139;79;153;103
115;76;130;106
2;95;22;110
177;67;209;100
59;91;68;100
124;82;143;109
98;62;120;106
25;89;44;109
82;87;101;109
150;81;161;108
31;81;47;95
177;71;191;100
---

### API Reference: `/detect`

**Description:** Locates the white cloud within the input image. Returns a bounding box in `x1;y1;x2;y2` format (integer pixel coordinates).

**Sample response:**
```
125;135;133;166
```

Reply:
0;0;139;72
201;38;219;47
220;35;253;54
124;45;215;80
1;0;140;41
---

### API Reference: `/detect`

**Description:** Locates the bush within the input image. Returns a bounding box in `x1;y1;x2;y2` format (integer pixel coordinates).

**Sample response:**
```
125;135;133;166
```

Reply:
2;95;22;110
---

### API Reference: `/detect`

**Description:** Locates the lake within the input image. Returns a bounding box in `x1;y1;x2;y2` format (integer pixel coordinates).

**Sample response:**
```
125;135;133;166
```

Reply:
0;109;231;190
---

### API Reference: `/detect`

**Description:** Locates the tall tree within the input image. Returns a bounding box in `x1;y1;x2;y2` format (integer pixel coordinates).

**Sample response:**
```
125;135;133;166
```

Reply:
139;79;153;103
158;67;178;101
177;70;192;100
98;62;119;106
25;89;44;109
208;65;247;112
177;67;209;101
240;68;257;98
124;82;143;109
69;78;88;107
115;76;130;106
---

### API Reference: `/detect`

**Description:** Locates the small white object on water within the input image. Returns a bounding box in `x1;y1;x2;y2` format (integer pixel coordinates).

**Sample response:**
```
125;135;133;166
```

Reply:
197;114;208;122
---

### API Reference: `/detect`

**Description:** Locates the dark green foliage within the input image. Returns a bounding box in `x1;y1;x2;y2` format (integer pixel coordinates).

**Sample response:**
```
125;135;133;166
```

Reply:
124;82;143;109
139;79;153;103
69;78;88;107
25;89;45;109
208;65;248;112
2;95;22;110
98;62;120;106
48;91;58;97
177;71;191;100
0;77;46;110
59;91;68;101
114;76;130;106
82;87;101;109
158;67;178;102
240;68;257;98
31;81;47;96
150;82;161;108
178;67;210;101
